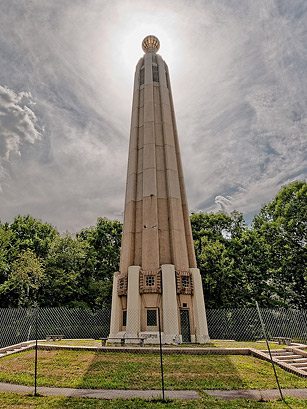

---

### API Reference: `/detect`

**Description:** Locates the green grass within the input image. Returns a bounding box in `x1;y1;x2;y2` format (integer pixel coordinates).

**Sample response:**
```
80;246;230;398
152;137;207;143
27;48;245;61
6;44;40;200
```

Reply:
177;340;288;350
43;339;288;350
42;339;102;347
0;392;306;409
0;349;306;391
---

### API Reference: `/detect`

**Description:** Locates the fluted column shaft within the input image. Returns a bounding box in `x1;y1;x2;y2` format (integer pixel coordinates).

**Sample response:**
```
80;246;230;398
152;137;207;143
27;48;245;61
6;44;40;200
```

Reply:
120;51;196;274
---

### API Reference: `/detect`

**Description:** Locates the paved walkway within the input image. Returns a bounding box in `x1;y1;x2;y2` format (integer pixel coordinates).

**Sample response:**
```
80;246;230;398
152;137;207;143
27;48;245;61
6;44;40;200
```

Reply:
0;382;307;401
0;383;199;400
205;388;307;400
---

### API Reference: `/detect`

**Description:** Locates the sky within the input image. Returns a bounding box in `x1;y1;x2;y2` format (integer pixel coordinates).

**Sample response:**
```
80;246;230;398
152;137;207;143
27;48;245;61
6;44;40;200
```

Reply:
0;0;306;233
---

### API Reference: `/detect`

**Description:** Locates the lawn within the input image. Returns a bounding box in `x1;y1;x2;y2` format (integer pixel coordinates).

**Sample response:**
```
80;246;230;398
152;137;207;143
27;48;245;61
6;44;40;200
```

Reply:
42;339;290;351
0;392;307;409
0;349;306;391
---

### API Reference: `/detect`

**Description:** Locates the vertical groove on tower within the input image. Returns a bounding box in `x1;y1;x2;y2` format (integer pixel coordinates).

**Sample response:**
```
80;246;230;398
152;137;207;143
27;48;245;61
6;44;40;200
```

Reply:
142;53;160;271
166;64;197;268
155;77;171;266
157;58;189;271
134;59;144;267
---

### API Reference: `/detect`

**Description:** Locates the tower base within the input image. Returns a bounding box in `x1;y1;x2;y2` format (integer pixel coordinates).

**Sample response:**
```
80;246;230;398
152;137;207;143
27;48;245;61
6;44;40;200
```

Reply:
109;265;210;344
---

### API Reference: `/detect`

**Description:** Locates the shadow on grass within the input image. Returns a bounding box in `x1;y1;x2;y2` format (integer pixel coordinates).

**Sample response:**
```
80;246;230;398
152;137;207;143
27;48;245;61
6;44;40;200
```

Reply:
36;345;246;405
0;343;298;406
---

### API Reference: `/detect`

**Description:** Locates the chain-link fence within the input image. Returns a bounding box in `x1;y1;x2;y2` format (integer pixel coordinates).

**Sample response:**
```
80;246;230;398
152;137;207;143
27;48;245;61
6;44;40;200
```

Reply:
207;308;307;343
0;307;307;399
1;307;307;348
0;308;110;348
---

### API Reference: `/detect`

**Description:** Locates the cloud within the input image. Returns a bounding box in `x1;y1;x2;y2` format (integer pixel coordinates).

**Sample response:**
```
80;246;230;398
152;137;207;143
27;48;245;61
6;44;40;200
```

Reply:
0;86;41;159
215;196;232;214
174;0;307;220
0;0;306;231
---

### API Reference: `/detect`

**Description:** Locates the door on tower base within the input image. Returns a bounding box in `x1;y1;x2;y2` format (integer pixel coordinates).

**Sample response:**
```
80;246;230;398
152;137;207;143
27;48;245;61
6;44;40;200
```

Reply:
180;309;191;343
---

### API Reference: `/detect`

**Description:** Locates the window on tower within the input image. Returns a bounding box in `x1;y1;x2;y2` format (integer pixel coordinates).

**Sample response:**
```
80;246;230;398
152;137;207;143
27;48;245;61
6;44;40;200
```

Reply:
165;70;170;88
152;64;159;82
147;309;157;326
145;275;155;287
140;66;145;85
181;276;190;288
122;310;127;327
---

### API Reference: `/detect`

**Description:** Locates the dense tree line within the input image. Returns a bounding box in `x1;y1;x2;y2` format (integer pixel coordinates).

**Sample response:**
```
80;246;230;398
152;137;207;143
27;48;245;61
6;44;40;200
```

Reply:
0;217;122;309
0;181;306;309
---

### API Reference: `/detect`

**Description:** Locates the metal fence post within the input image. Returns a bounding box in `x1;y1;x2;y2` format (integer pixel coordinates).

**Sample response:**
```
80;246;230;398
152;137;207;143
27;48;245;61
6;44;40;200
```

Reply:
157;307;165;401
256;302;284;401
34;307;38;396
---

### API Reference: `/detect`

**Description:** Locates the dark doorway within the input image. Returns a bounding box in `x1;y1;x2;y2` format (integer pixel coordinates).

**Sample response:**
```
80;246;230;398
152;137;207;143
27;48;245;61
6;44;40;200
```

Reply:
180;309;191;343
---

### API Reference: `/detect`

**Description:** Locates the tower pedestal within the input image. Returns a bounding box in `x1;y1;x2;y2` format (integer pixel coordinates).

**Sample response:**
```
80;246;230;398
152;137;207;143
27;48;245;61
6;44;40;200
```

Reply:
126;266;141;339
161;264;180;343
191;268;210;343
109;272;121;338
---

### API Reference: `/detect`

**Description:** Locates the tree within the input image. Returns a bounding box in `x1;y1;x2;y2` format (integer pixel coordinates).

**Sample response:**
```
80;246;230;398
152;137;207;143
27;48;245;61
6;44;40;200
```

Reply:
0;223;13;286
8;215;59;260
252;181;307;308
191;211;248;308
0;249;45;307
77;218;122;309
41;235;89;308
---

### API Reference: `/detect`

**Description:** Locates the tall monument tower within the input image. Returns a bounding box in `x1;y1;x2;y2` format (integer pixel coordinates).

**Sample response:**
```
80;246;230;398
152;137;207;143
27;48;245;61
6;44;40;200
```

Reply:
109;35;209;344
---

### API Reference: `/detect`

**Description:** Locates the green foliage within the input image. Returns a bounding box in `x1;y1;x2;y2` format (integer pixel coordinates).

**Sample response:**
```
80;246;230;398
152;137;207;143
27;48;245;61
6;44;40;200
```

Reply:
0;225;13;283
41;235;88;308
0;249;45;307
77;217;122;309
0;182;305;309
191;181;307;308
0;216;122;309
8;214;59;259
252;181;307;308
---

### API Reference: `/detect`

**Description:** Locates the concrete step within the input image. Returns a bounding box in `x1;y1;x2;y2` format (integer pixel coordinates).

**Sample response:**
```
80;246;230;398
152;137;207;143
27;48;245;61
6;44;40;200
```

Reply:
273;355;299;360
291;358;307;363
291;362;307;368
271;350;292;354
0;346;27;357
280;356;304;361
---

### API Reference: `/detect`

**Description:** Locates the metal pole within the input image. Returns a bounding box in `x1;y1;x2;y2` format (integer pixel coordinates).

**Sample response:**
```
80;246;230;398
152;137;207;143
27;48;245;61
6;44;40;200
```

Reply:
157;307;165;401
34;307;38;396
256;301;284;401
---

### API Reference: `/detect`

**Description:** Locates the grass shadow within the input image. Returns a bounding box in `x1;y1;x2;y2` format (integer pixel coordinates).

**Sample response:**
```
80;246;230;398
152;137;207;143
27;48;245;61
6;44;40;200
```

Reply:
0;341;306;407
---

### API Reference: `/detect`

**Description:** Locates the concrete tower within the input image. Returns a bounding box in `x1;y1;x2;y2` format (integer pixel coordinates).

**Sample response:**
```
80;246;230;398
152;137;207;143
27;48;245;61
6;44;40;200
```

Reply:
109;35;209;344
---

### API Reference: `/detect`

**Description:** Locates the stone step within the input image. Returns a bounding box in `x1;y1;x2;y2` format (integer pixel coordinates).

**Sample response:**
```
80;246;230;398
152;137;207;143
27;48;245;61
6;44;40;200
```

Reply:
282;359;303;363
291;362;307;368
273;355;299;360
291;358;307;363
270;352;293;356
